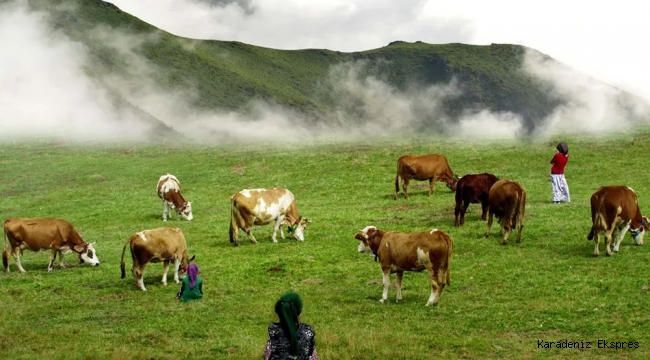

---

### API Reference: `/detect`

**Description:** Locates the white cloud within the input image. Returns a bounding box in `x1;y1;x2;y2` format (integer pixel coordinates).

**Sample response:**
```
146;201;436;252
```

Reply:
105;0;650;101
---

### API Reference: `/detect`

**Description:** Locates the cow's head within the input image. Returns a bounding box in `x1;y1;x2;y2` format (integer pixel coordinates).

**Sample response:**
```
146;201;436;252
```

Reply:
630;216;650;246
355;226;380;255
446;174;460;191
178;202;193;221
76;243;100;267
286;216;311;241
180;255;196;273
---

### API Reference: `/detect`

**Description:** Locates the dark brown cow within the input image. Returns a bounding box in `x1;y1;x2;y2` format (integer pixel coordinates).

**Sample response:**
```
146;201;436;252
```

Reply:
454;173;499;227
120;227;195;291
355;226;453;306
484;179;526;245
394;154;459;200
3;218;100;273
587;186;649;256
157;174;193;221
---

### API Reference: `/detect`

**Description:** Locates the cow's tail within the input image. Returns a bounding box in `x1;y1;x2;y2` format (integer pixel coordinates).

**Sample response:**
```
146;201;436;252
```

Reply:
395;158;403;198
443;237;453;286
120;237;130;279
587;194;599;240
2;222;9;271
229;197;241;244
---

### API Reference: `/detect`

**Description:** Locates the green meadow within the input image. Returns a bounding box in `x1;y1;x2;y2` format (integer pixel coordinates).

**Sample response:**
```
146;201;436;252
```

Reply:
1;130;649;360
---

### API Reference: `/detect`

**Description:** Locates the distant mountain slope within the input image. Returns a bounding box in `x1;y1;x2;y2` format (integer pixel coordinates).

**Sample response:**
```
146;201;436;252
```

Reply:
7;0;647;139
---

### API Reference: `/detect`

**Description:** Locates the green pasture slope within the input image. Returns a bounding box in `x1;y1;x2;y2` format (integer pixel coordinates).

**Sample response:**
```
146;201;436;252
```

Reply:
1;130;650;360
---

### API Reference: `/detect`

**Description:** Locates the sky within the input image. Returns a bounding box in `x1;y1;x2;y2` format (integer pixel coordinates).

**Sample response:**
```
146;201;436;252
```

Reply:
105;0;650;101
1;0;648;143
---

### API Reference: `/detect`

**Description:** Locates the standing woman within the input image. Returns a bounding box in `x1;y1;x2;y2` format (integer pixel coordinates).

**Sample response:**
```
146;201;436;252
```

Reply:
263;292;318;360
550;142;571;203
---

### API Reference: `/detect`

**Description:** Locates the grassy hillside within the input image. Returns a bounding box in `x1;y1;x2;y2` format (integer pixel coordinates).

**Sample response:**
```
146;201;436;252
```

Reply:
11;0;641;136
1;129;649;359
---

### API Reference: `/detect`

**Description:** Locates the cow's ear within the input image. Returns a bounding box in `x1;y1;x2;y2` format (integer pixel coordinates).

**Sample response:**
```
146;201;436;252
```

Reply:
354;233;366;241
302;218;312;224
189;255;196;262
73;245;85;252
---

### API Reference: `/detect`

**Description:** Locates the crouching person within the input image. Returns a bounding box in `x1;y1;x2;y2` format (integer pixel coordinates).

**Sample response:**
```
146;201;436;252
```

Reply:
176;263;203;302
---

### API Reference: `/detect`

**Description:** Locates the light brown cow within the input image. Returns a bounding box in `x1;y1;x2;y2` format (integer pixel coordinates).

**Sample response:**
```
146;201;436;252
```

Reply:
355;226;453;306
3;218;100;273
484;179;526;245
157;174;193;221
395;154;459;200
120;227;195;291
229;188;311;247
587;186;649;256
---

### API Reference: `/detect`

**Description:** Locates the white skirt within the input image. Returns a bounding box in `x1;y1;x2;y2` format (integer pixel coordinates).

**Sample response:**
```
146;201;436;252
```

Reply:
551;174;570;202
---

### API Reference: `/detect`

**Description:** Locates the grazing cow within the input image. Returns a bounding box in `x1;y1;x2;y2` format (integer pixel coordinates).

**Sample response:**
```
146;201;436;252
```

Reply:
395;154;459;200
355;226;453;306
484;179;527;245
229;188;311;247
454;173;500;227
3;218;100;273
157;174;193;221
120;227;195;291
586;186;649;257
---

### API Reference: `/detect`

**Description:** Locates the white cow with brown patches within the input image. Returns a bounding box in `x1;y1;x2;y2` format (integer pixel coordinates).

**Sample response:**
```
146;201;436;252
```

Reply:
355;226;453;306
157;174;193;221
229;188;311;246
3;218;100;273
120;227;195;291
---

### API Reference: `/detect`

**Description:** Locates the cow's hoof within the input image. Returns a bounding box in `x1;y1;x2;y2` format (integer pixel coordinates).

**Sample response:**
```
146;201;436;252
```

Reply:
484;233;490;238
379;299;387;304
501;241;508;245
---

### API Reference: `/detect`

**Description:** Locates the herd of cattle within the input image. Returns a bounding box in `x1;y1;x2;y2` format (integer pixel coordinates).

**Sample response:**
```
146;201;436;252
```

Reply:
2;155;649;306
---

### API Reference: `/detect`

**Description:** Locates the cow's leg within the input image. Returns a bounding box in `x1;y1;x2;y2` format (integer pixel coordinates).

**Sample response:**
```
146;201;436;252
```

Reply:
13;248;26;273
593;232;601;257
162;260;170;285
134;265;146;291
502;225;511;245
604;229;615;256
395;271;404;302
454;204;461;227
402;178;411;199
379;270;391;304
613;223;630;253
428;178;435;197
484;211;493;238
173;259;181;283
245;228;258;244
480;201;489;221
47;248;59;272
426;275;443;307
272;219;282;243
162;201;168;221
57;250;65;268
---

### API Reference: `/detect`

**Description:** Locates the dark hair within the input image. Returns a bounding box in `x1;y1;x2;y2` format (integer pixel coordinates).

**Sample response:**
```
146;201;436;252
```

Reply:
274;292;303;355
556;142;569;155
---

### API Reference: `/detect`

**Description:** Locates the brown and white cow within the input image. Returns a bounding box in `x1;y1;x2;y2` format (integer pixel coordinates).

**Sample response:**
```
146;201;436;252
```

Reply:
157;174;193;221
454;173;499;227
3;218;100;273
587;186;649;257
120;227;195;291
395;154;459;200
229;188;311;247
484;179;526;245
355;226;453;306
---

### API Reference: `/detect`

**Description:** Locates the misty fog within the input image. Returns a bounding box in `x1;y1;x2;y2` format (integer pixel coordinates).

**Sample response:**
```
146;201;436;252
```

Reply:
1;1;648;144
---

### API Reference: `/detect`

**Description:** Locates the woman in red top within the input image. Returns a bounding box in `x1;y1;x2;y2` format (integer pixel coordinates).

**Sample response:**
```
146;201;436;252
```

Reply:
550;142;570;203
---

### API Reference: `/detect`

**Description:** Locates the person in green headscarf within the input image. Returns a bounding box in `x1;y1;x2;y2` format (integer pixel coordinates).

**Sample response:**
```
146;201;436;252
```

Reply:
263;292;318;360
